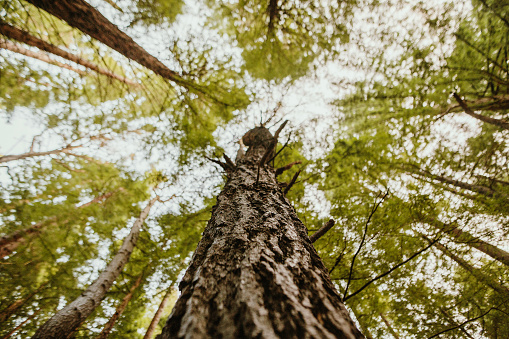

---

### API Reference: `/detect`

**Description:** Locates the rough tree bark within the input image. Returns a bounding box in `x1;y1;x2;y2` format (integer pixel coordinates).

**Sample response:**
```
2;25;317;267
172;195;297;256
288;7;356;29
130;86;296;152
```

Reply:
0;21;138;86
32;196;158;338
96;272;144;339
157;126;364;338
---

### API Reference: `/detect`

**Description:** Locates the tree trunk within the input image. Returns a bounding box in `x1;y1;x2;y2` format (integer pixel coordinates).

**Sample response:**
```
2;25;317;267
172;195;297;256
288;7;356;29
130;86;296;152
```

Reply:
430;219;509;267
409;167;509;200
143;289;174;339
0;21;138;86
0;191;118;259
379;313;400;339
96;272;144;339
0;282;47;323
431;239;509;300
157;126;364;338
453;93;509;130
24;0;185;86
32;197;158;338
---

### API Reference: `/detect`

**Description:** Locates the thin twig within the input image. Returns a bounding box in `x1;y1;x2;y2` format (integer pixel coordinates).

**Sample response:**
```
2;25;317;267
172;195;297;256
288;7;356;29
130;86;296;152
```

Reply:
427;307;496;339
344;239;436;302
268;131;292;164
343;190;389;299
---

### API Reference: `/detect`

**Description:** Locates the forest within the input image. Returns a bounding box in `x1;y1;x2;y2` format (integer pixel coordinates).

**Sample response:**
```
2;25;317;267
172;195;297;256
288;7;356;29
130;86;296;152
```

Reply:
0;0;508;338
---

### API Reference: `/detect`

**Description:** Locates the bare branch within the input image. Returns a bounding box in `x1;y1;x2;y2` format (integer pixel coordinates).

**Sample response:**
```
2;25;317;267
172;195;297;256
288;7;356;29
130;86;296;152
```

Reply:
344;239;436;302
223;154;236;171
205;156;229;172
344;190;389;299
275;161;302;176
309;219;335;243
283;170;301;195
453;93;509;130
428;307;496;339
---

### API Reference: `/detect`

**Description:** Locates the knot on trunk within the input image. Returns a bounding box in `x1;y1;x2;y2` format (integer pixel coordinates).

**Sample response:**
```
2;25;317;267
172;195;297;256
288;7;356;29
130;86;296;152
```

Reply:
242;127;274;148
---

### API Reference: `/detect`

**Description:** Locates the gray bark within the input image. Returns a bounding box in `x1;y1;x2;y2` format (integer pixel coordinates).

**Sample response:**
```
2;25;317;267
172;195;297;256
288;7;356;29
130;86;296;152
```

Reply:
32;197;158;338
158;127;364;338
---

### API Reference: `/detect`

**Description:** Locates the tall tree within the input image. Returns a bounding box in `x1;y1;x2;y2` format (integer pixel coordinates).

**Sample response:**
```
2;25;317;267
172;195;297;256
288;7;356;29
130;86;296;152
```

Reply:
158;125;364;338
32;196;158;338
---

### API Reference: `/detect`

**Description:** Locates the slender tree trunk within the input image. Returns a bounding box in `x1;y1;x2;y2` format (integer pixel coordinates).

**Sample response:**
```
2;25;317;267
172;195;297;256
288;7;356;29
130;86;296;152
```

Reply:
0;39;87;75
431;239;509;300
409;168;509;200
0;191;118;259
0;282;47;323
379;313;400;339
32;197;158;338
23;0;186;86
430;219;509;267
143;289;173;339
157;126;364;338
96;272;144;339
453;93;509;130
0;21;138;86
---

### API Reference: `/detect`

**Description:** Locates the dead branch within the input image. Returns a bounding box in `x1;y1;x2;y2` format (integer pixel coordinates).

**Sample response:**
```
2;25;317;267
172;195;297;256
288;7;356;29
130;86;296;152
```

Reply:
275;161;302;177
343;190;389;299
283;170;301;195
309;219;335;243
205;156;229;172
453;93;509;130
223;154;236;171
344;239;436;302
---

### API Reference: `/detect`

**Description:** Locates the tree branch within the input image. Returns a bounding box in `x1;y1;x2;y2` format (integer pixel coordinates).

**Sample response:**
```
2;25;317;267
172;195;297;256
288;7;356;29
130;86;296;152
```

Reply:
275;161;302;176
344;239;436;302
309;219;335;243
453;93;509;130
343;190;389;299
283;170;301;195
427;307;496;339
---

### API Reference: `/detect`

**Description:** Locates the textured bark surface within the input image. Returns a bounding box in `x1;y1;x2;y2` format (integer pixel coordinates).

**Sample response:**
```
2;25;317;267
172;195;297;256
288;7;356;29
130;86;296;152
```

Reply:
0;21;138;86
32;197;157;338
158;127;364;338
